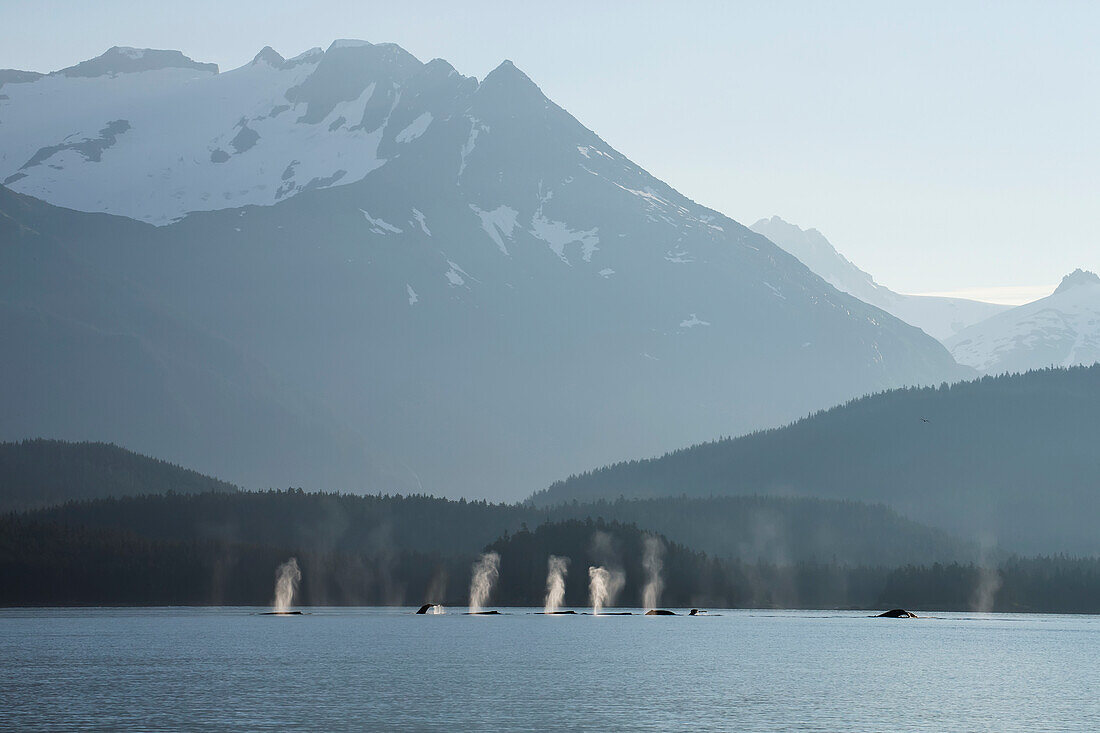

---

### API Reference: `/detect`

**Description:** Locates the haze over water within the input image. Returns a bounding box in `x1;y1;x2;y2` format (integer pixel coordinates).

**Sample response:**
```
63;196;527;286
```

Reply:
3;608;1098;731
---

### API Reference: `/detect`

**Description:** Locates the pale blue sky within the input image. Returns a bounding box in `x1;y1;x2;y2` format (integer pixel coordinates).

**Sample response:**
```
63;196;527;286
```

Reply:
3;0;1096;300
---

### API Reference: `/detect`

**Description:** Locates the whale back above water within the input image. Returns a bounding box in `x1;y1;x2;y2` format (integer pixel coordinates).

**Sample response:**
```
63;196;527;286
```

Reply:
877;609;918;618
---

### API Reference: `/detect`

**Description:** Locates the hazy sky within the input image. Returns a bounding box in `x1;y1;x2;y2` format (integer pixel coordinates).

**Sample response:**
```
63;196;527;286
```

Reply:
2;0;1096;300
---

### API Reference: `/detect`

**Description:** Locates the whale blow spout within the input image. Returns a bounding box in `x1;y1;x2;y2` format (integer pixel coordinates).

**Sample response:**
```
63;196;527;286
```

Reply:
588;565;625;615
468;552;500;614
543;555;569;614
272;557;301;614
641;536;665;613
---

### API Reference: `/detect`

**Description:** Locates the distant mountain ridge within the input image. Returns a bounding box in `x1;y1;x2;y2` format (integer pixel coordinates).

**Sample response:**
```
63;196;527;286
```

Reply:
946;269;1100;373
0;41;966;498
55;46;219;78
750;216;1008;340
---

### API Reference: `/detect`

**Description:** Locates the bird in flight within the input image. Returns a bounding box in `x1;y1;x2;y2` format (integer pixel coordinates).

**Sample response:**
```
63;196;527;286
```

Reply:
920;416;930;423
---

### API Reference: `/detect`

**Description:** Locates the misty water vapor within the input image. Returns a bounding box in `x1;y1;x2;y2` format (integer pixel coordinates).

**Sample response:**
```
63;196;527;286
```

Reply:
273;557;301;613
588;566;625;615
642;536;664;611
971;539;1003;612
468;552;500;613
544;555;569;614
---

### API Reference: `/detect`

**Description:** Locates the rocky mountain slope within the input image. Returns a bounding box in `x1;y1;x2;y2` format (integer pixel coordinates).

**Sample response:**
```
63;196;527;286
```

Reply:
0;42;968;498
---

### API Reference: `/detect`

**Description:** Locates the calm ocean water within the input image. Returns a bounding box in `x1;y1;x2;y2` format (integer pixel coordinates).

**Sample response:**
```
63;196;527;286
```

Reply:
2;607;1098;731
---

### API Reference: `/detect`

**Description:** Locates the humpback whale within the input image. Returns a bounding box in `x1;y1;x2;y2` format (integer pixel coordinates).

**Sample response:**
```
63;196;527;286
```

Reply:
877;609;918;618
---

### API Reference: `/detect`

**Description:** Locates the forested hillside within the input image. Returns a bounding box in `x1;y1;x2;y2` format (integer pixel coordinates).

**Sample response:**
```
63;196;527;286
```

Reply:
533;366;1100;554
0;439;236;511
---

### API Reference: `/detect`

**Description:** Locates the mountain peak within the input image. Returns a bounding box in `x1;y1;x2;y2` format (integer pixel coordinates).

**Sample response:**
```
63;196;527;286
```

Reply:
251;46;286;68
483;59;532;84
1054;269;1100;294
753;215;823;238
478;58;545;103
0;69;43;87
58;47;218;78
284;39;423;125
326;39;373;52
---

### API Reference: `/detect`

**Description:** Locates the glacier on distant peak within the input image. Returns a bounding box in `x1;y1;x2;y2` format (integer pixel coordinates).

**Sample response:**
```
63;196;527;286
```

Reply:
947;270;1100;373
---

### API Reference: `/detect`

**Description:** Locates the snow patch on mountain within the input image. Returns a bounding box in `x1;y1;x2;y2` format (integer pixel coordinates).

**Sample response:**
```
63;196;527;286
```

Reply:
412;208;431;235
763;282;786;300
458;117;486;178
444;260;473;287
680;314;711;328
577;145;614;160
395;112;432;143
470;204;518;255
360;208;403;234
531;215;599;264
530;191;598;264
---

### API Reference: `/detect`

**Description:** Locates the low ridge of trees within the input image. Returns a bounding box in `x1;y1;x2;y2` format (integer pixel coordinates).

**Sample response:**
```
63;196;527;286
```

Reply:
23;489;974;566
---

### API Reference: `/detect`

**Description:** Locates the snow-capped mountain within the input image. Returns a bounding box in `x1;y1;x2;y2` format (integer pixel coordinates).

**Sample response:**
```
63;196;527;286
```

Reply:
0;42;969;498
750;216;1008;340
946;270;1100;373
0;42;434;224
